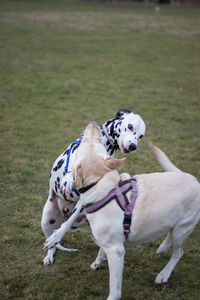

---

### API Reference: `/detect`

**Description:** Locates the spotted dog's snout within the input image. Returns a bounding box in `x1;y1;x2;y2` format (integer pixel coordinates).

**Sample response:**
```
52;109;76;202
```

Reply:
129;143;137;152
123;143;137;153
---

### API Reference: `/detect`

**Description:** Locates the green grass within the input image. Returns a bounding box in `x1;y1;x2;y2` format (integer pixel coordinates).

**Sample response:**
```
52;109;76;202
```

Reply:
0;1;200;299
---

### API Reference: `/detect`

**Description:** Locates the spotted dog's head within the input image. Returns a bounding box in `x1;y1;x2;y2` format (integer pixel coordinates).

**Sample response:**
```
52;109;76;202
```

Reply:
105;109;146;154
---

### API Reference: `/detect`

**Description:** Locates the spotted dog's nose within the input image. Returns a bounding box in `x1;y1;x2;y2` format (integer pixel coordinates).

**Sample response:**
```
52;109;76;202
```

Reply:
129;143;137;152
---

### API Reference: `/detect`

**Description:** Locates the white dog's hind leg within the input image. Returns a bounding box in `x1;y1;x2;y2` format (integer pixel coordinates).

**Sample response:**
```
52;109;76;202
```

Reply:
156;212;200;284
157;232;172;255
155;245;183;284
90;248;107;270
105;246;125;300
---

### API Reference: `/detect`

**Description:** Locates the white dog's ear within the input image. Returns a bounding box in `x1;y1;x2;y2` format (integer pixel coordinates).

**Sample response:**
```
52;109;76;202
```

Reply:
104;157;126;171
73;164;83;189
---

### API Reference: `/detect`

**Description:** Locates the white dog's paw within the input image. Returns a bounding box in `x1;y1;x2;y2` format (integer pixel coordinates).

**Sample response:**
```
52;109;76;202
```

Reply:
60;174;74;196
43;229;64;250
155;271;170;284
90;261;102;270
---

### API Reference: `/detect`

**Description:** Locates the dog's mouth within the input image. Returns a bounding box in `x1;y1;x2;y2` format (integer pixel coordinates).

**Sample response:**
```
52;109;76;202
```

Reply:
120;143;129;154
124;148;130;154
120;142;137;154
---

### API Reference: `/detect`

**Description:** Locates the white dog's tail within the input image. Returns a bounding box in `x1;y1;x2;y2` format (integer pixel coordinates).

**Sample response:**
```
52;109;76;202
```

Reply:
149;142;181;173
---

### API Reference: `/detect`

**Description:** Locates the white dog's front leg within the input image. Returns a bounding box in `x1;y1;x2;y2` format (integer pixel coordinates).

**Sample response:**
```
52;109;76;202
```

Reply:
104;246;125;300
43;201;83;250
90;248;107;270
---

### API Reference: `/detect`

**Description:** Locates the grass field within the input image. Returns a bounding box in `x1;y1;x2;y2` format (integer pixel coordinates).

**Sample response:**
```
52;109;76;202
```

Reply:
0;1;200;299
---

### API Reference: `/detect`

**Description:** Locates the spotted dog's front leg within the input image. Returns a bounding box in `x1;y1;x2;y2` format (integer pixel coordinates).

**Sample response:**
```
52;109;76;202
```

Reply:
43;201;83;250
90;248;107;270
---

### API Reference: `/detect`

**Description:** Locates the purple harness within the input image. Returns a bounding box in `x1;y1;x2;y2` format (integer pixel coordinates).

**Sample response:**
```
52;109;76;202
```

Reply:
85;178;137;238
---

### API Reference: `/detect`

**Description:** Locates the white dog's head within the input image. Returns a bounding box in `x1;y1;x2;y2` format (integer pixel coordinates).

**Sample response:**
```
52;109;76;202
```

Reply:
73;122;125;190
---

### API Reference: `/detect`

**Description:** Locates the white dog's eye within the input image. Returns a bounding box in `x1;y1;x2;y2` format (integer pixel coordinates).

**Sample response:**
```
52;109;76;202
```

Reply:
128;124;133;131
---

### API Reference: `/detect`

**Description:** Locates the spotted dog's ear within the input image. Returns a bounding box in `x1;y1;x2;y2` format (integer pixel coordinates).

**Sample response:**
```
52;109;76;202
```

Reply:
104;157;126;171
73;164;83;189
116;109;131;117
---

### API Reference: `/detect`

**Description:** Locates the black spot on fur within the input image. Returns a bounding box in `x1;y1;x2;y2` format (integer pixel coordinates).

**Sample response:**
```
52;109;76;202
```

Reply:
110;123;115;137
115;121;122;128
50;219;56;224
116;109;131;117
63;149;69;156
70;193;74;198
50;173;52;178
105;119;113;127
107;145;113;152
53;159;64;172
110;148;115;156
55;182;58;193
72;143;80;154
57;177;60;182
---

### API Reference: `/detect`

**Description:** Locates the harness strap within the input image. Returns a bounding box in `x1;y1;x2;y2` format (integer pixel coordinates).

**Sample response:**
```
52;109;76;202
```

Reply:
85;178;137;238
122;179;137;238
65;140;81;174
64;137;82;196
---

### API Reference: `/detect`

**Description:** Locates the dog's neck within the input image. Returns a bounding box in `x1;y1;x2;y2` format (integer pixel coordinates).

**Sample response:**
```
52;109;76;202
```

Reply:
101;118;120;156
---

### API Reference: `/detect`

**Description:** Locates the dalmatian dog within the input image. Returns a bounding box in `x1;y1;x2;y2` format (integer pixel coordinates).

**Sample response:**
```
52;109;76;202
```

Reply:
41;109;146;265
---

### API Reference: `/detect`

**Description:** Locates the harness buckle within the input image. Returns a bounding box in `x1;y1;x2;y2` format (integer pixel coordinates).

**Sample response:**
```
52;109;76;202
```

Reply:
123;214;132;237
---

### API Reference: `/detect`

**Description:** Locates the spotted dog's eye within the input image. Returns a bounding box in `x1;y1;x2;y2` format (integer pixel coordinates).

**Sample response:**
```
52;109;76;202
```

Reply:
139;135;144;139
128;124;133;131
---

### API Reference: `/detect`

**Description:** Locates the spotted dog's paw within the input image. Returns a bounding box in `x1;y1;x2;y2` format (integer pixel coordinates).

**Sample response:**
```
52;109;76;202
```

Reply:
43;249;55;265
90;261;102;270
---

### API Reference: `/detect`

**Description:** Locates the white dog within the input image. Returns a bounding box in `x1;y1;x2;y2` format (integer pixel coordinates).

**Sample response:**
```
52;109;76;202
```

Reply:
44;122;200;300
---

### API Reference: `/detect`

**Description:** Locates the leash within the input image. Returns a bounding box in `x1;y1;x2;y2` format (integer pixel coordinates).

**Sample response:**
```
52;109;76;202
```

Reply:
85;178;137;238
